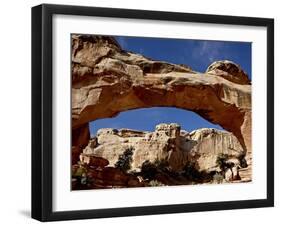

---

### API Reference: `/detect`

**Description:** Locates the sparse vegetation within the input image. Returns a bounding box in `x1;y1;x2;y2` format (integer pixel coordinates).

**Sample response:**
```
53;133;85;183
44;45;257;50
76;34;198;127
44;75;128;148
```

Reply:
140;160;158;180
71;163;92;189
182;162;202;181
182;161;213;183
115;147;134;172
148;180;165;187
238;154;248;168
216;153;236;172
112;128;119;134
72;163;87;177
216;153;229;171
213;172;224;184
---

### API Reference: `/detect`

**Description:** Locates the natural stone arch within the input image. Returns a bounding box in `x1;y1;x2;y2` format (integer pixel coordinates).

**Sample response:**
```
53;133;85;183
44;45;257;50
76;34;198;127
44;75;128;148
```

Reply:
71;35;252;162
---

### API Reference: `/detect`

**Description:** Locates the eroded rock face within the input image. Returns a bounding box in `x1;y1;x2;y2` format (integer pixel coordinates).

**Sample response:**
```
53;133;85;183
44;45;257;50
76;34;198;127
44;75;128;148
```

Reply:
83;123;186;171
82;123;246;174
71;35;252;162
79;154;109;168
184;128;245;172
206;60;251;85
72;123;90;164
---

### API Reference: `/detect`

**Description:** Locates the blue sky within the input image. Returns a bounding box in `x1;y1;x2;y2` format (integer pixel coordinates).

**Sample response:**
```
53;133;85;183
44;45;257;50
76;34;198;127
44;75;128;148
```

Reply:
90;36;251;136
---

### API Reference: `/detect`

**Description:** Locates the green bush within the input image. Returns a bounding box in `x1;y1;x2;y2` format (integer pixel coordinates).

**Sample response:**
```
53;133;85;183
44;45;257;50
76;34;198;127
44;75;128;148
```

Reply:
72;165;87;177
216;153;229;171
115;147;134;172
141;160;158;180
182;162;202;181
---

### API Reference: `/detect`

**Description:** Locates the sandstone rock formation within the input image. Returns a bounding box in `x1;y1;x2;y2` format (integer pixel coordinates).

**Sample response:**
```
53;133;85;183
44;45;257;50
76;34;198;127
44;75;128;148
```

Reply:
72;123;90;164
72;164;144;189
83;123;187;172
183;127;245;172
72;35;251;157
206;60;251;85
82;124;246;174
71;35;252;188
79;154;109;168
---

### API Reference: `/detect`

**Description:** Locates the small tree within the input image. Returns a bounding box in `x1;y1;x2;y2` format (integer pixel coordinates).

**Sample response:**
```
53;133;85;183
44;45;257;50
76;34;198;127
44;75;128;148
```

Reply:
216;153;229;171
115;147;134;172
182;162;203;182
141;160;158;180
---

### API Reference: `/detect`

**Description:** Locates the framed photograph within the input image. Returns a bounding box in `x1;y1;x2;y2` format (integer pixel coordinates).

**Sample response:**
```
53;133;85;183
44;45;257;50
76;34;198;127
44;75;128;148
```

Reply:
32;4;274;221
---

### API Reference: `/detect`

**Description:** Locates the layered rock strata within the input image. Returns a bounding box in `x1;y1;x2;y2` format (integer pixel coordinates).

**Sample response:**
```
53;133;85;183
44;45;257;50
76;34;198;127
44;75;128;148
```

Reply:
71;35;252;187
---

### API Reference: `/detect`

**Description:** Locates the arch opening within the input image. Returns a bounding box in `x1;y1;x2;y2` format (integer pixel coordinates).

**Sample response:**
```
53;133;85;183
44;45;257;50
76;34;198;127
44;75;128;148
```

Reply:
89;107;225;137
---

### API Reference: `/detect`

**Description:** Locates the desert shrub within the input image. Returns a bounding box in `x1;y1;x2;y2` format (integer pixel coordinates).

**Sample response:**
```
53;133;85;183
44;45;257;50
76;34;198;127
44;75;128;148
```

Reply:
112;128;119;134
148;180;165;187
182;161;213;183
72;165;87;177
154;159;169;171
216;153;229;171
115;147;134;172
182;162;203;181
238;154;248;168
141;160;158;180
213;172;224;184
72;164;92;189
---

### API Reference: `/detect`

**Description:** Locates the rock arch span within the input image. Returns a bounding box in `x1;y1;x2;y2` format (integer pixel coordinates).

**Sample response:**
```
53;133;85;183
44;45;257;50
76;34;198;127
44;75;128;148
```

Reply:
71;35;252;163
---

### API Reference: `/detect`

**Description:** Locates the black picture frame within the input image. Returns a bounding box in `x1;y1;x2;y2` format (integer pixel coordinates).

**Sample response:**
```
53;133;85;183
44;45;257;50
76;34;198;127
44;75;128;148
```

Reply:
32;3;274;222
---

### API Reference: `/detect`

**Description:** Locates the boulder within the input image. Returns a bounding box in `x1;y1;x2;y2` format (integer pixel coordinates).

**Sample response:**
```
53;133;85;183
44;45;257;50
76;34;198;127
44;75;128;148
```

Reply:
206;60;251;85
79;154;109;168
127;176;144;187
232;166;241;181
225;168;233;182
87;167;129;187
